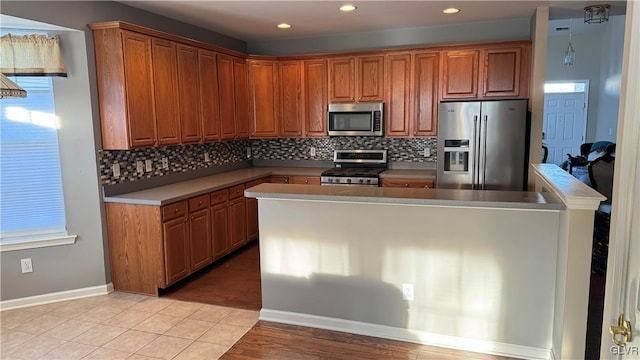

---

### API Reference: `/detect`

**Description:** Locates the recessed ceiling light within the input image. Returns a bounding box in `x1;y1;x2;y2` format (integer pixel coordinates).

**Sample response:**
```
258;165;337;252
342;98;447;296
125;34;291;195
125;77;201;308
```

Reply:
443;8;460;14
339;4;357;12
277;23;292;29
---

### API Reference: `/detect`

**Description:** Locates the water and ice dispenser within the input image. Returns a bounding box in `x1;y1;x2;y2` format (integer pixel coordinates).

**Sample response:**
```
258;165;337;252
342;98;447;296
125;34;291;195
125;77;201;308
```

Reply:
443;140;469;172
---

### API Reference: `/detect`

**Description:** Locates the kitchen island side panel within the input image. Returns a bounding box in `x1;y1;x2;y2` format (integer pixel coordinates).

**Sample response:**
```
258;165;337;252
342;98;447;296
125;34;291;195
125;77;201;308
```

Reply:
257;198;559;352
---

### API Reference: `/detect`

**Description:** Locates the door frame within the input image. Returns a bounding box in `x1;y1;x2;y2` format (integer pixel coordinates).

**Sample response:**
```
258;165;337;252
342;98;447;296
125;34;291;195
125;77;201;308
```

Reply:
543;79;589;148
600;1;640;357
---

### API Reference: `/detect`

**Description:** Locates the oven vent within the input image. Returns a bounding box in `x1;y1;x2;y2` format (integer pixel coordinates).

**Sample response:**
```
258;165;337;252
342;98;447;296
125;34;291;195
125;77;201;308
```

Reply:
555;26;570;32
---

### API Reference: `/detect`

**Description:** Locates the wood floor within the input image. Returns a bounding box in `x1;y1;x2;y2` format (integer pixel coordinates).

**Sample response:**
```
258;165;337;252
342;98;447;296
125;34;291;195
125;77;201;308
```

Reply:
161;241;262;310
222;321;517;360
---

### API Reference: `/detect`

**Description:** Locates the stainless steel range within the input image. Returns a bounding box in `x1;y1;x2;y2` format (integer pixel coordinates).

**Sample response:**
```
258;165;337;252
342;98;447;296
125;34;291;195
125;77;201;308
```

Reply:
321;149;387;186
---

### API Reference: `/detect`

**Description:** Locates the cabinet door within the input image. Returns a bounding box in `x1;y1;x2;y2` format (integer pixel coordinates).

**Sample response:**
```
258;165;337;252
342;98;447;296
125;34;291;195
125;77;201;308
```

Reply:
280;61;302;137
189;207;212;272
328;58;355;103
177;44;202;143
199;49;220;141
211;202;229;260
357;55;384;102
440;50;479;100
413;52;439;136
229;197;246;250
385;54;411;137
245;179;263;242
151;39;180;146
249;60;280;138
482;47;521;98
163;216;190;285
217;54;236;140
303;60;328;137
234;58;250;138
122;31;156;148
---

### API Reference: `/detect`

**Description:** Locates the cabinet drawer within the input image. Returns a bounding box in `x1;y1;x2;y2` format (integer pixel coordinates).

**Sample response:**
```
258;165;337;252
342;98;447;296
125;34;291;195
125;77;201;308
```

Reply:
291;176;321;185
381;178;435;189
188;194;209;212
210;189;229;206
269;176;291;184
162;201;187;221
229;184;246;199
246;178;264;189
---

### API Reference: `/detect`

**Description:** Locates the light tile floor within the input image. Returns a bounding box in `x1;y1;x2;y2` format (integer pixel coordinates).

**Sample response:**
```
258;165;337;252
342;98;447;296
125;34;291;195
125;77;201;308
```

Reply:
0;292;259;360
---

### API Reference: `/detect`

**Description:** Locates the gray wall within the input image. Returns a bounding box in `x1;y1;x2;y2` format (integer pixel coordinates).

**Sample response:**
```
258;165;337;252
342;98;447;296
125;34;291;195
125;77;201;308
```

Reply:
0;1;246;301
249;17;532;55
546;15;625;143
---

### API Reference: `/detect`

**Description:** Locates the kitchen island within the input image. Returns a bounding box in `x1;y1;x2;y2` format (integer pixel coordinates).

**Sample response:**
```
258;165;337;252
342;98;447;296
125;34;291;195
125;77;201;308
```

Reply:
245;164;605;360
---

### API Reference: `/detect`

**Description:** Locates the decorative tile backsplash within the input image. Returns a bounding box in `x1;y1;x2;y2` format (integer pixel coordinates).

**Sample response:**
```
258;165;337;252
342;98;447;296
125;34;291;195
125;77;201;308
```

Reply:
98;137;437;185
251;137;437;162
99;140;250;185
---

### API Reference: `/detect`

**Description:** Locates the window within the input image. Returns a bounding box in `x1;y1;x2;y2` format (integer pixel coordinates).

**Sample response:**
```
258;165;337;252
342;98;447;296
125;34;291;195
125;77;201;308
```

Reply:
0;76;74;250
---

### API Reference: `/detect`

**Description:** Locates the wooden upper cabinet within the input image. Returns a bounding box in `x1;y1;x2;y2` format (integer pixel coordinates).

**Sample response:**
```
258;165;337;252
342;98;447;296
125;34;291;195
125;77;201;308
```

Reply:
217;54;236;140
413;52;439;136
385;53;411;137
151;39;180;146
279;61;302;137
357;55;384;102
440;44;529;101
328;56;384;103
177;44;202;143
440;50;479;100
91;28;156;149
328;57;355;103
483;47;522;98
302;60;328;137
199;49;220;141
234;58;250;139
248;60;280;138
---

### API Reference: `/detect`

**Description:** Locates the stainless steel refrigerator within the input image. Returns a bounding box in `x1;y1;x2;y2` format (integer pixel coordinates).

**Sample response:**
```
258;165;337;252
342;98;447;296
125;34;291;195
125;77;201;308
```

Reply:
437;100;529;191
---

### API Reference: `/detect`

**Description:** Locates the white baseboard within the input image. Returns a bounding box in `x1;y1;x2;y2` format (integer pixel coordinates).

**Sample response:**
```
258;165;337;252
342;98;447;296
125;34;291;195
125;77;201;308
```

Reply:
260;309;552;360
0;283;114;311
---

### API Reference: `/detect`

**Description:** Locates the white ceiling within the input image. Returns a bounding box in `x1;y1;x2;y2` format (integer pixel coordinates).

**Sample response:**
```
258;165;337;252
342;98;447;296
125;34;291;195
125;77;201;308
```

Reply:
116;1;627;42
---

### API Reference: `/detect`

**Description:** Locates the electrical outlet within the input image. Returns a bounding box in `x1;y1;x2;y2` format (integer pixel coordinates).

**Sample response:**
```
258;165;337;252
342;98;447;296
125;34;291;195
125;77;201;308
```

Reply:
112;162;121;178
310;147;316;157
162;158;169;169
246;147;252;159
423;148;431;157
204;152;211;162
136;161;144;173
402;283;414;301
21;258;33;273
145;159;153;172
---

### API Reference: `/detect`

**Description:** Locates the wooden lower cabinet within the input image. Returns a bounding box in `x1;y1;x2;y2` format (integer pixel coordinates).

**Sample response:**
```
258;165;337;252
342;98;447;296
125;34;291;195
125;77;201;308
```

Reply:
163;216;190;286
269;175;291;184
245;179;263;241
105;177;267;296
381;178;435;189
229;188;246;251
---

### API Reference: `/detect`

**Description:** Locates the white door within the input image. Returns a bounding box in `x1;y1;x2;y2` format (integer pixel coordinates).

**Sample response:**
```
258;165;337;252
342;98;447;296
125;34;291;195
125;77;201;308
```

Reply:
542;92;586;165
601;2;639;357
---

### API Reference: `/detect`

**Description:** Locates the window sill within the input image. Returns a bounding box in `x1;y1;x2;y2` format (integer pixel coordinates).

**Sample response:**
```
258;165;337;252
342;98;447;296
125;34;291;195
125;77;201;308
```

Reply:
0;234;77;252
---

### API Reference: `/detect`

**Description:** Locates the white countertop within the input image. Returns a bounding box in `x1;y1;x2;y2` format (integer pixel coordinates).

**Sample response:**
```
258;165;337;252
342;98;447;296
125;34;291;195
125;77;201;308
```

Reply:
245;183;564;210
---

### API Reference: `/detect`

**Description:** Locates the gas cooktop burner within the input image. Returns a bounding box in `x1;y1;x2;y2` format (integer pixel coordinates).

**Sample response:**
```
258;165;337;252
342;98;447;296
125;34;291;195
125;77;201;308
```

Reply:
320;149;388;186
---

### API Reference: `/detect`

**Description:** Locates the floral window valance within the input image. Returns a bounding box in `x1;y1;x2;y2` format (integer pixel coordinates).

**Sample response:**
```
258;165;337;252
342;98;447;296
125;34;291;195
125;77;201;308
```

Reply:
0;34;67;77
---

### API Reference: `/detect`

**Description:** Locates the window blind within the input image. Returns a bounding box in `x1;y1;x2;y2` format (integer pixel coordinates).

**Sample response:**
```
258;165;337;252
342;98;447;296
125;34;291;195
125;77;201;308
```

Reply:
0;76;67;239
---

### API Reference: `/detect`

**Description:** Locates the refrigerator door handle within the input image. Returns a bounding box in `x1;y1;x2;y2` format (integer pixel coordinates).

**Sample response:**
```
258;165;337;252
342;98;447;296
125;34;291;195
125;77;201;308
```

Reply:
481;115;488;190
472;115;479;190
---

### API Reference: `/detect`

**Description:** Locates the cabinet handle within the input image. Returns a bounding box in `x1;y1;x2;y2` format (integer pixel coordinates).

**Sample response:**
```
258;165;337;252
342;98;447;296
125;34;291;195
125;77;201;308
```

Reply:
404;184;409;187
198;200;202;206
284;179;289;183
191;216;195;220
175;208;180;213
304;179;309;183
424;185;430;189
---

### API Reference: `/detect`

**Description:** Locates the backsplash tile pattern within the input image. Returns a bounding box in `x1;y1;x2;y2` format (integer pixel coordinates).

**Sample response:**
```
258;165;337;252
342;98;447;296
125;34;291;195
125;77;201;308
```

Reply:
251;137;437;162
99;140;250;185
99;137;437;185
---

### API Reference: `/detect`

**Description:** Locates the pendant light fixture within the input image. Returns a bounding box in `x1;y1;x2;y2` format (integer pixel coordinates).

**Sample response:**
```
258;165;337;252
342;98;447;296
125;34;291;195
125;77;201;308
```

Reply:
584;4;610;24
563;19;576;67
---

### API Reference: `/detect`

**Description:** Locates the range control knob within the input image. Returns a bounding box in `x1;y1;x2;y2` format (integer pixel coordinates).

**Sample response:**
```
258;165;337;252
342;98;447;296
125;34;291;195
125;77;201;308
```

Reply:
359;178;364;183
366;179;371;184
346;178;352;183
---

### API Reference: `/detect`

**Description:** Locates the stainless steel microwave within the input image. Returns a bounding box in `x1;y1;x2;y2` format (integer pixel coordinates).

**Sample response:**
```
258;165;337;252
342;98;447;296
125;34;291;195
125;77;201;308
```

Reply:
327;102;384;136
